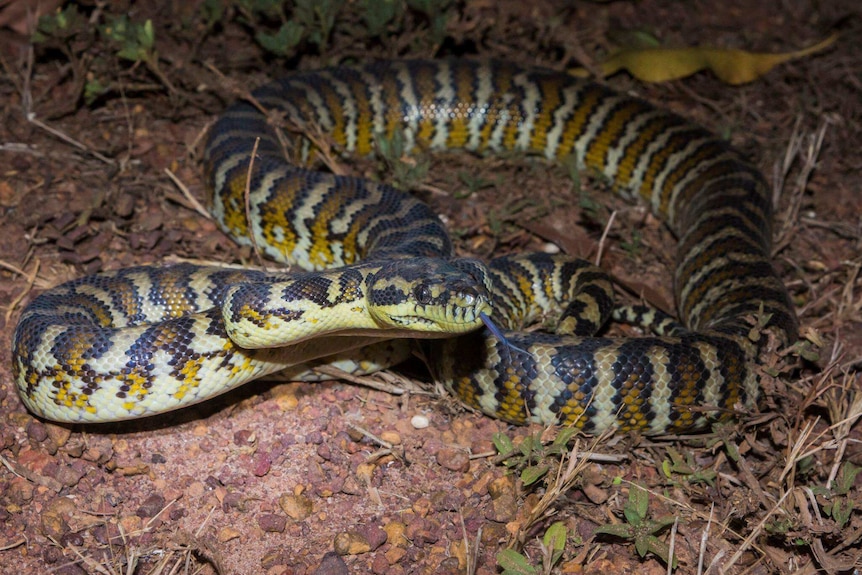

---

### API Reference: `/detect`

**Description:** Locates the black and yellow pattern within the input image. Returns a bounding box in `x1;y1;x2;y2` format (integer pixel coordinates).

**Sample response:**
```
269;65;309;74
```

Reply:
13;60;797;432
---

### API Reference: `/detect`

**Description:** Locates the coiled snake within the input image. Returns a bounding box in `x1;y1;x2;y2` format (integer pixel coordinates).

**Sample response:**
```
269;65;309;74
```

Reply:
12;60;797;433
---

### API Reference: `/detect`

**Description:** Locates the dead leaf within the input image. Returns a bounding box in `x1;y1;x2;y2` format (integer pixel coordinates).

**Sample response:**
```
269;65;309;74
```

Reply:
571;34;837;84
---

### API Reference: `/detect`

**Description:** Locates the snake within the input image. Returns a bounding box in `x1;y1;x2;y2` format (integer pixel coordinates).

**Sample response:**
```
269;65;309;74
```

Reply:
12;59;797;433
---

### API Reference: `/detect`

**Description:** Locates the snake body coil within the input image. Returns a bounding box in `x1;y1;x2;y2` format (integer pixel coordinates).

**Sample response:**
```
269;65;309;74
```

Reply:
13;60;797;432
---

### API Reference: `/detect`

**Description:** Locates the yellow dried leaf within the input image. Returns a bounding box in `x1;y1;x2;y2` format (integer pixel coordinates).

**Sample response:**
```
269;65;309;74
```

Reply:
572;34;837;84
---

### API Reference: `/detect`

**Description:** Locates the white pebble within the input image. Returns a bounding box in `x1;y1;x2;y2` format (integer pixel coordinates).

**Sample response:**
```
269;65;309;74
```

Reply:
410;415;430;429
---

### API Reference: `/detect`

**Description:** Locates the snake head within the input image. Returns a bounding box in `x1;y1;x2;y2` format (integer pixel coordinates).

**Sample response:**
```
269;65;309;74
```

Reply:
367;257;492;335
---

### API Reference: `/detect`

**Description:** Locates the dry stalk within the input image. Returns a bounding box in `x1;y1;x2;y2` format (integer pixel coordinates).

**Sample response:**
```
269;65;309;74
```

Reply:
594;209;617;267
164;168;212;219
722;489;792;573
508;428;613;549
773;118;829;254
243;136;268;271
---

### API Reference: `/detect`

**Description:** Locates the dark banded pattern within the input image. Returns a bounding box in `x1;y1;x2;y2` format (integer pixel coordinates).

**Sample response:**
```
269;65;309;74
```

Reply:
13;60;797;432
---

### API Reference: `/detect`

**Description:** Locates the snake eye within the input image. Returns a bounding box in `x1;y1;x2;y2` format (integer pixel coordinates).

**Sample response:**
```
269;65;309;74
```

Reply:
413;284;432;305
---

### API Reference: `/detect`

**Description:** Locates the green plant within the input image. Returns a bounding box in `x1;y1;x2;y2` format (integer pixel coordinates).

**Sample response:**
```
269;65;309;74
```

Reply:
455;170;497;199
493;428;579;488
32;5;102;106
360;0;404;37
814;462;860;528
660;445;717;486
577;190;603;226
594;484;679;568
620;228;642;257
100;15;175;93
101;15;156;63
34;7;175;106
32;4;88;43
485;196;545;238
215;0;344;57
496;522;568;575
374;129;430;190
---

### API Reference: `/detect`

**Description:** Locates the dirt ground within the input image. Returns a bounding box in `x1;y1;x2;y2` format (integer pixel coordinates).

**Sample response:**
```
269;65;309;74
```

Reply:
0;0;860;574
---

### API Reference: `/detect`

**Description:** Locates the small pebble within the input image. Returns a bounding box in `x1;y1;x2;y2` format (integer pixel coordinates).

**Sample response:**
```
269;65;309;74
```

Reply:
379;431;402;445
371;552;389;574
8;477;34;504
40;509;70;540
313;552;349;575
333;531;371;555
222;491;245;512
136;493;166;518
385;545;407;564
56;462;87;487
218;526;242;542
252;451;272;477
233;429;256;446
258;513;287;533
26;421;48;442
435;448;470;472
260;548;291;570
412;497;432;517
278;493;314;520
410;415;430;429
383;521;407;548
358;522;388;551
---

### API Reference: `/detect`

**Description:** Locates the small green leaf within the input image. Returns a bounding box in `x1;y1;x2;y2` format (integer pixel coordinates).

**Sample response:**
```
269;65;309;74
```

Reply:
255;20;305;57
496;549;538;575
578;190;602;223
492;432;515;456
549;427;577;451
84;77;107;105
652;515;678;530
361;0;403;36
55;8;68;28
623;505;642;526
33;4;86;42
518;436;534;456
831;498;853;527
835;462;861;495
629;484;649;521
661;459;673;478
634;534;651;557
620;229;642;256
809;485;831;498
646;535;678;568
141;19;155;49
543;521;567;562
561;154;581;188
521;465;549;486
594;523;633;539
117;44;145;62
723;439;740;462
663;446;695;476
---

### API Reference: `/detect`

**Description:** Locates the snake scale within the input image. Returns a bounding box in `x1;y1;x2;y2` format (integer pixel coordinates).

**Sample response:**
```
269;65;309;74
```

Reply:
13;60;797;433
